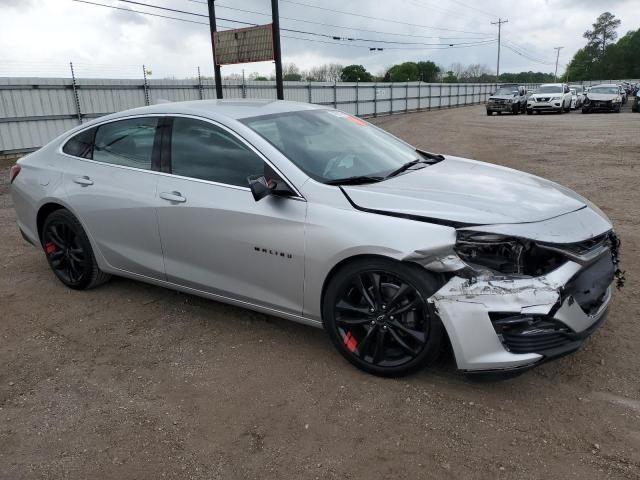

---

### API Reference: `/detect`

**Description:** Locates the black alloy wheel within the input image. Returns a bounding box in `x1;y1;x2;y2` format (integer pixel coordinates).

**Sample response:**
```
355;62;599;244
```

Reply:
42;209;111;289
323;258;444;377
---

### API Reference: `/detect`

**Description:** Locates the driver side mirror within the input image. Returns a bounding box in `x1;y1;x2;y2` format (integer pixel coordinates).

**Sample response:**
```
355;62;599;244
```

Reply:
248;175;273;202
247;164;295;202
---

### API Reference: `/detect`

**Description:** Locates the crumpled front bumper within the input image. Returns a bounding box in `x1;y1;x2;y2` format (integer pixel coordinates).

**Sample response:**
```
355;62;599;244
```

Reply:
428;259;613;372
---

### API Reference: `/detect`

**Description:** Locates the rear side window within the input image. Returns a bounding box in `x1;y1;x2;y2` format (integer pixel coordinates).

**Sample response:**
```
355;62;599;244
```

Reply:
170;117;264;187
62;127;96;159
93;117;159;170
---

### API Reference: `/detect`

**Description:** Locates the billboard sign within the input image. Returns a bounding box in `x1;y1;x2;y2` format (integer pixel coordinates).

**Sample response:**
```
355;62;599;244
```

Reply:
213;24;275;65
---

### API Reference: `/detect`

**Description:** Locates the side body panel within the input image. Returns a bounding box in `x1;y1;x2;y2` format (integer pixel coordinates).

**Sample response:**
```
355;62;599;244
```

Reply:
155;176;307;316
61;156;165;280
300;181;457;322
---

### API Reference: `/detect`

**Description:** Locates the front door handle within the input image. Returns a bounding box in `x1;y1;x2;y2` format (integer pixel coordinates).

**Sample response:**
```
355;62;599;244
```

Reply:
72;175;93;186
159;191;186;203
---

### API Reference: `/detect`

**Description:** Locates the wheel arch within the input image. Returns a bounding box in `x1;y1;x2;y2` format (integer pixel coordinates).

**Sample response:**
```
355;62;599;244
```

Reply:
318;253;443;324
36;202;67;244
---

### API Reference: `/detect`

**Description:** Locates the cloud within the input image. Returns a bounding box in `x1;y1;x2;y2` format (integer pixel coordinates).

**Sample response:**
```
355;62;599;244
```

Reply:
0;0;33;7
0;0;638;79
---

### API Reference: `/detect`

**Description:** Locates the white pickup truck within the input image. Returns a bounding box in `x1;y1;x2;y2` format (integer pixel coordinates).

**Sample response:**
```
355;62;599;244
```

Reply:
526;83;573;114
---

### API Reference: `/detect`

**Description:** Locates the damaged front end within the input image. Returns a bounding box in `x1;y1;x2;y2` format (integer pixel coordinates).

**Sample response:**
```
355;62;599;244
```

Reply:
423;230;623;373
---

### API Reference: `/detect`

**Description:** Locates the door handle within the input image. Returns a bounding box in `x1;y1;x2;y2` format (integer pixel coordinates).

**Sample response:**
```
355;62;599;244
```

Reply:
160;191;186;203
72;175;93;186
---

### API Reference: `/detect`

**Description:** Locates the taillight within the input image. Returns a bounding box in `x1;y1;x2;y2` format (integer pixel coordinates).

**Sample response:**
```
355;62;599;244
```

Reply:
9;164;21;184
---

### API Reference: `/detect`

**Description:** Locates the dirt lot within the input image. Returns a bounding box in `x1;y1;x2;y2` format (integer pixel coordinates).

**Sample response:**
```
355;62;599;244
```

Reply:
1;104;639;479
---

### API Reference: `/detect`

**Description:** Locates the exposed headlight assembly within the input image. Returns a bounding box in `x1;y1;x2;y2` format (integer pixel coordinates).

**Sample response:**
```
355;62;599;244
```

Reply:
454;231;566;277
455;232;525;275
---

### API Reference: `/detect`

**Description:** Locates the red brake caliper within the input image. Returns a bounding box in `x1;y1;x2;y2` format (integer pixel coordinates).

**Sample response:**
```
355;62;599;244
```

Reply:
45;242;56;255
343;332;358;353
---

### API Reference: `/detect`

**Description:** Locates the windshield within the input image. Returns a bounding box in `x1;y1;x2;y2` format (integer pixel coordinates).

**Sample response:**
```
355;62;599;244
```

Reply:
494;87;517;95
590;87;619;94
241;110;421;183
538;85;562;93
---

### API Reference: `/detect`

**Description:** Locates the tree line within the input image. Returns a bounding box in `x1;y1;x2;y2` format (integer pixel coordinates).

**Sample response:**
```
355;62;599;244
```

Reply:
565;12;640;81
227;61;554;84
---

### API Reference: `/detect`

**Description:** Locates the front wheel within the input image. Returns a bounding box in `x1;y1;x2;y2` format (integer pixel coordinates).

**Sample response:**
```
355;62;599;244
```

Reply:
42;209;111;290
323;258;444;377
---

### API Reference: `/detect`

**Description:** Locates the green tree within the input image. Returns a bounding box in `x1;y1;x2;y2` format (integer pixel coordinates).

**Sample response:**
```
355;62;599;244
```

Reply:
416;61;440;82
584;12;621;58
384;62;420;81
340;65;373;82
283;72;303;81
442;71;458;83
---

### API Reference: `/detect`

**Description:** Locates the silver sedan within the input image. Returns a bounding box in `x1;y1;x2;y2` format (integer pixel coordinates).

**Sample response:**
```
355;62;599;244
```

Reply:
9;100;622;377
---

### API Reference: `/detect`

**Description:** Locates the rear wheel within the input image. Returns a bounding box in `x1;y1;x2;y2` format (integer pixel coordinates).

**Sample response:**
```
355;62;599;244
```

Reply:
42;209;111;290
323;258;444;377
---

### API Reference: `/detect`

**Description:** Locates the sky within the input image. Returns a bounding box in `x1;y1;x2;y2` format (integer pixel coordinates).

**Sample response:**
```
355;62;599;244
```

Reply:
0;0;638;79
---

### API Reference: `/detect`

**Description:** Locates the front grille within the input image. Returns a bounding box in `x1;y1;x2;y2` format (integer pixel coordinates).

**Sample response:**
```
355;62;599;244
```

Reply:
564;253;614;315
537;97;550;102
490;314;575;354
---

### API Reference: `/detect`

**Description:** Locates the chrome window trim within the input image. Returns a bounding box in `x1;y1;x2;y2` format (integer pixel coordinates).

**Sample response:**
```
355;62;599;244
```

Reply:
57;112;306;201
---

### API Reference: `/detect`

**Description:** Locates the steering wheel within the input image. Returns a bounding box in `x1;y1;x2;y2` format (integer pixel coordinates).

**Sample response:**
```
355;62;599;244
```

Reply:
322;152;358;178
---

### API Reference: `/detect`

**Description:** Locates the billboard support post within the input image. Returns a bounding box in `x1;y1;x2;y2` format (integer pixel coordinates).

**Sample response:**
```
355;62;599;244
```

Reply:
207;0;223;99
271;0;284;100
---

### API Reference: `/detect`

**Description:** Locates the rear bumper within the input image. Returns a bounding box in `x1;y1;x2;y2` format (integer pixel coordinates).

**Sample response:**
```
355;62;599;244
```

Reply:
429;253;614;373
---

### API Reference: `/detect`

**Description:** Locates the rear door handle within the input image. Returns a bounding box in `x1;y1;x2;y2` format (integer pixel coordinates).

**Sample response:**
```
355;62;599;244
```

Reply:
72;175;93;186
159;191;186;203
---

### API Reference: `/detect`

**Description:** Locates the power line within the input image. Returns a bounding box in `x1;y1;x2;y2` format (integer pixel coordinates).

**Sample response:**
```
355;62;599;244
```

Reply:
211;3;494;42
113;0;494;47
449;0;496;19
71;0;497;51
185;0;490;40
278;0;492;36
502;40;555;66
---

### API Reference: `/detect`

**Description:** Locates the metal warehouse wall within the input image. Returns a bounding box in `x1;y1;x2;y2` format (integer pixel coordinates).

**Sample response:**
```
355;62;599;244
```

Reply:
0;77;503;154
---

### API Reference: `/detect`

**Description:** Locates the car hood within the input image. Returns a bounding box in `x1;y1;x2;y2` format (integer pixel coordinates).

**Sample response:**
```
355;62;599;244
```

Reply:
587;93;618;101
489;94;516;100
342;156;586;226
530;93;562;99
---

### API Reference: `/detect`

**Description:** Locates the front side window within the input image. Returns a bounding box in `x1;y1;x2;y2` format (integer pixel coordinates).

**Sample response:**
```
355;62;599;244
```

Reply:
241;110;419;183
93;117;159;170
62;127;96;159
170;117;264;187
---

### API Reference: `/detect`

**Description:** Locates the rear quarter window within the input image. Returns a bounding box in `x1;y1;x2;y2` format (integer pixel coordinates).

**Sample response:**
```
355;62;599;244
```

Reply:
62;127;96;159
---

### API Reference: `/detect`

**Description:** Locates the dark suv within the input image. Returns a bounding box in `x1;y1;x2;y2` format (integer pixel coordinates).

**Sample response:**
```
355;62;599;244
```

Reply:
486;84;527;115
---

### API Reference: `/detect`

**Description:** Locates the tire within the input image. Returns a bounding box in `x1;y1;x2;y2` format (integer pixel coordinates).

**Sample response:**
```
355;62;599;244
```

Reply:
323;257;444;377
526;109;532;115
41;209;111;290
582;108;589;114
486;110;492;116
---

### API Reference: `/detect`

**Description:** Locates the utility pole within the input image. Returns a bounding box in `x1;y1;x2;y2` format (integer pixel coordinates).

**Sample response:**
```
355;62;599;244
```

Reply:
491;18;508;83
271;0;284;100
554;46;564;82
207;0;223;99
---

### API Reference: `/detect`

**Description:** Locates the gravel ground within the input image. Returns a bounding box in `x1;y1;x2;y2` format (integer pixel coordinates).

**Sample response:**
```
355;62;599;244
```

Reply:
1;103;639;479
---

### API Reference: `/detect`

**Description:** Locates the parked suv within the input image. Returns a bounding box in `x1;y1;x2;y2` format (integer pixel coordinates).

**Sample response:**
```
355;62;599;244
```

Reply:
486;84;527;115
526;83;572;114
